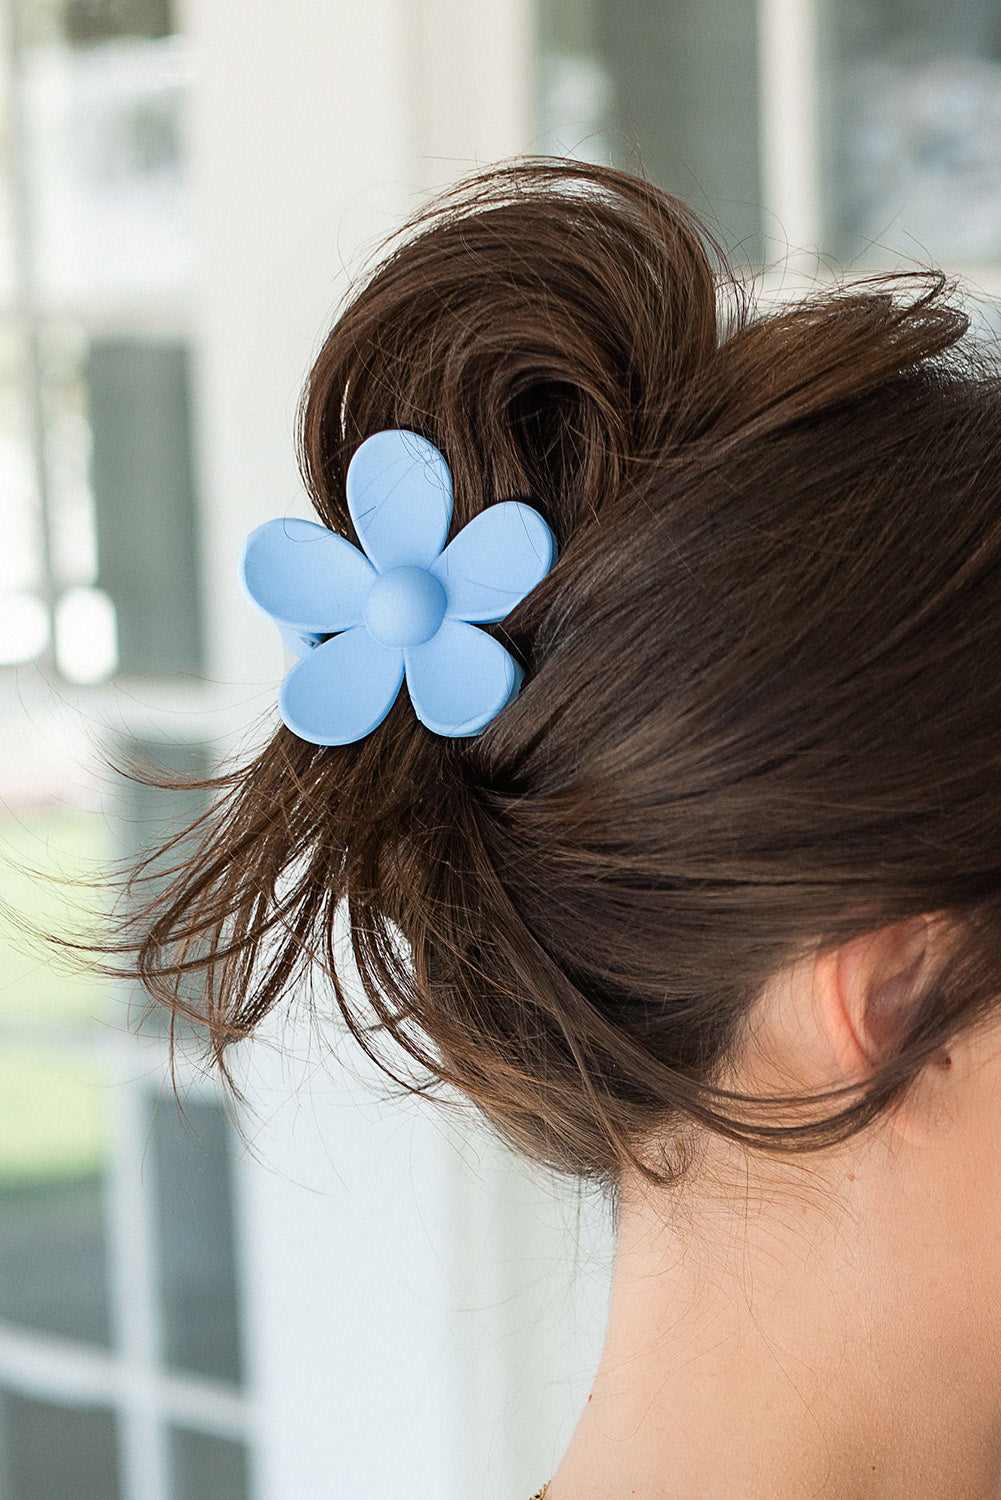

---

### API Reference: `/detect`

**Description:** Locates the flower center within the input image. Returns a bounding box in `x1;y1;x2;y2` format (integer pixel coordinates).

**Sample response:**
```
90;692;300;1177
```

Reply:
363;565;447;648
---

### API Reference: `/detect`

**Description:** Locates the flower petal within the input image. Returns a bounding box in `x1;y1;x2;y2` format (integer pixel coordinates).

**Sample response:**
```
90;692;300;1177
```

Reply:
278;625;404;745
430;501;556;621
403;618;522;737
242;518;375;632
346;430;452;572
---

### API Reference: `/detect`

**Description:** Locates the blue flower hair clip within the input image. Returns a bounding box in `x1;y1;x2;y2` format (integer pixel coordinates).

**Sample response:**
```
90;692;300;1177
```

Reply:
241;429;557;745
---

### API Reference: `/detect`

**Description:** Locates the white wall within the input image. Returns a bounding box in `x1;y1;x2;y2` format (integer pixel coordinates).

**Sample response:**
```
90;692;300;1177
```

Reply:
178;3;613;1496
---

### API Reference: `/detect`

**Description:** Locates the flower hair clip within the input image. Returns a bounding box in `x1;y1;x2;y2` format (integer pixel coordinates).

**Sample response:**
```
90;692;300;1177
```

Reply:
241;429;557;745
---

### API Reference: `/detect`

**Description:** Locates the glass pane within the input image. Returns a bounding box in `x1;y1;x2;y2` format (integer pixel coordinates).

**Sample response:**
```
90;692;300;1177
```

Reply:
20;0;175;47
86;338;203;678
819;0;1001;264
0;1389;120;1500
0;329;46;665
39;322;98;594
17;15;194;302
19;0;175;48
32;328;204;677
537;0;616;165
107;734;213;1036
149;1094;243;1385
537;0;763;262
0;802;113;1028
0;800;113;1346
169;1427;249;1500
109;735;212;870
0;55;20;307
41;324;204;680
0;1047;111;1344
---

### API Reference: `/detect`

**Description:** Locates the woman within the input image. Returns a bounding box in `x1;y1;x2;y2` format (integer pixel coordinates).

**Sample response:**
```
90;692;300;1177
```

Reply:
113;158;1001;1498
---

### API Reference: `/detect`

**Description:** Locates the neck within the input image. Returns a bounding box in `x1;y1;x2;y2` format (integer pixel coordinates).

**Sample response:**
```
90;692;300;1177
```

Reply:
547;1148;1001;1500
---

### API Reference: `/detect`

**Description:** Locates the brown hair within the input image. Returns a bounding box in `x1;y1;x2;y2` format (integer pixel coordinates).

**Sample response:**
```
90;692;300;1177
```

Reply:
94;156;1001;1197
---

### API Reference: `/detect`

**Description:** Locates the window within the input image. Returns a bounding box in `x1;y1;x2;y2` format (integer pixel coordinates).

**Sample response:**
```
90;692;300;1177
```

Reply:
537;0;764;264
817;0;1001;268
0;759;254;1500
0;1;252;1495
537;0;1001;284
0;0;201;684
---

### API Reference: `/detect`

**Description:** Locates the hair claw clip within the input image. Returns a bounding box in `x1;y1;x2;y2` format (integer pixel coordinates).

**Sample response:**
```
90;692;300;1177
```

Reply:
241;429;557;745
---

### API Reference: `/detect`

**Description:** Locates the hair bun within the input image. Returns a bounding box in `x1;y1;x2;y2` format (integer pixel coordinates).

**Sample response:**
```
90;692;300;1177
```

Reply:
107;160;1001;1204
298;158;729;569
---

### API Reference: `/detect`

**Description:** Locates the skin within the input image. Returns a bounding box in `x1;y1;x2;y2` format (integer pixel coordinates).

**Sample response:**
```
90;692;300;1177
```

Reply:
547;916;1001;1499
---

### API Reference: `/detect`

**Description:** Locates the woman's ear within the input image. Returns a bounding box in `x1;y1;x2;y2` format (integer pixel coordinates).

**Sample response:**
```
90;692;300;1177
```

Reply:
815;915;938;1080
739;914;953;1134
812;914;954;1147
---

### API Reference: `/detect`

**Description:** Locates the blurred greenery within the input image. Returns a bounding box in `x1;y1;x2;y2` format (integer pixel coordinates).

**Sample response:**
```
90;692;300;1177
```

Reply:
0;802;112;1027
0;803;109;1180
0;1046;105;1180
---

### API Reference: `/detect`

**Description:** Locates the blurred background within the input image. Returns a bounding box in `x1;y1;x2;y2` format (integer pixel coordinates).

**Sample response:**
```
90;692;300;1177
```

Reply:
1;0;1000;1497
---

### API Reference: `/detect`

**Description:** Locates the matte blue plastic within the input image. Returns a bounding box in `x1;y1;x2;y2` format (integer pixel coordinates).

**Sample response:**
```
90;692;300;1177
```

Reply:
346;429;452;571
241;517;375;632
279;626;406;745
241;428;557;744
363;566;447;647
431;500;555;621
